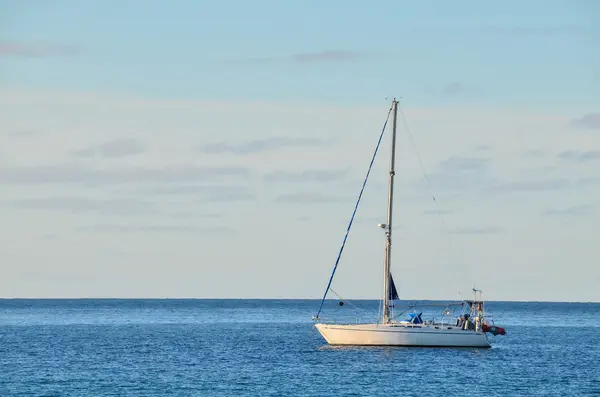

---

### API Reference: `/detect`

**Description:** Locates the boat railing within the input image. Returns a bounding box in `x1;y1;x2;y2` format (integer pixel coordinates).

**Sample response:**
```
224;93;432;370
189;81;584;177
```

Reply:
314;315;379;325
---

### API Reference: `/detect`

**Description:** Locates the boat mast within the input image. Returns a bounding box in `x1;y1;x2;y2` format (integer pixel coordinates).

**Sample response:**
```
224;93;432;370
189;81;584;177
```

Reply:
383;98;398;324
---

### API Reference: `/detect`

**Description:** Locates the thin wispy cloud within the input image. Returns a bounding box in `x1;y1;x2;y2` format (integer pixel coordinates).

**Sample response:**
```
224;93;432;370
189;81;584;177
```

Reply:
123;185;255;203
264;169;348;183
489;175;600;193
569;113;600;130
76;224;234;235
1;196;154;216
196;191;255;203
489;178;570;193
477;25;591;36
2;195;222;219
558;150;600;163
71;138;145;158
201;137;326;155
7;130;39;139
422;209;455;215
543;204;592;217
416;151;598;196
227;50;366;65
133;184;250;197
441;82;483;97
34;232;60;241
274;192;347;203
0;163;250;185
421;156;491;192
523;148;546;158
0;41;80;58
578;176;600;187
292;50;364;63
439;156;489;172
448;226;503;235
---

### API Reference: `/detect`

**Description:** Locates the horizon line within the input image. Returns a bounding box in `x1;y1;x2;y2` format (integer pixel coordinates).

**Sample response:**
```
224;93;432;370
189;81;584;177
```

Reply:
1;297;598;304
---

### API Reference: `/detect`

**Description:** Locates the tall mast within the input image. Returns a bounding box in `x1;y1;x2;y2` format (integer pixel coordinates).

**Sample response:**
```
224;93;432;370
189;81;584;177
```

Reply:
383;98;398;324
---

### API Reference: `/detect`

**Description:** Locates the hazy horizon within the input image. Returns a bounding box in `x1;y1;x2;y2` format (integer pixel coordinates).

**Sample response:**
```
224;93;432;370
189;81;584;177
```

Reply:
1;1;599;302
2;297;600;303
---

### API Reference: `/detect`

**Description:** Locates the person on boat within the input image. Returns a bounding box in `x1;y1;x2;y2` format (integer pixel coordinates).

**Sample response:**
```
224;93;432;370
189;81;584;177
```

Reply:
462;314;473;330
465;319;475;330
456;315;464;327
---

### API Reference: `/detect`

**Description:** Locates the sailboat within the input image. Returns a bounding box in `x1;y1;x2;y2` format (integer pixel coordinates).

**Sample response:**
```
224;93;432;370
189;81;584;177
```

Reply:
313;98;506;348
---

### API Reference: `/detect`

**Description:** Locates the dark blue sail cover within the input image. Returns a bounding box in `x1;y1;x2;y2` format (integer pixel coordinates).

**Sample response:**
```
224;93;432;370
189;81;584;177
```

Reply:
407;312;423;324
388;273;399;301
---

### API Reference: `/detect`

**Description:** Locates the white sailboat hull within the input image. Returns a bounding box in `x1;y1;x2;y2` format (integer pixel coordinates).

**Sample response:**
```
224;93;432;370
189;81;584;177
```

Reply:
315;323;491;348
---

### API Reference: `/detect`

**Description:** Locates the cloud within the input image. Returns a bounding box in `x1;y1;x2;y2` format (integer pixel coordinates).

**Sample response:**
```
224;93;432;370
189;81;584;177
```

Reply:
438;156;489;171
422;209;455;215
228;50;366;64
448;226;503;235
489;178;570;192
264;169;348;183
34;232;61;241
543;205;592;217
523;148;545;158
0;195;230;218
578;176;600;187
0;163;250;186
201;137;326;155
420;154;598;196
273;192;347;203
478;25;590;36
196;191;255;203
1;196;156;216
76;224;234;234
569;113;600;130
489;175;600;193
558;150;600;163
133;184;254;202
420;156;490;191
292;50;364;63
0;41;80;58
71;138;144;158
441;82;482;97
194;213;224;219
7;130;39;139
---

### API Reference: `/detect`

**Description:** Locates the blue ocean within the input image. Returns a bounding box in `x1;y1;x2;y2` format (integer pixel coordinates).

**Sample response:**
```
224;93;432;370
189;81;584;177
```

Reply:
1;299;599;396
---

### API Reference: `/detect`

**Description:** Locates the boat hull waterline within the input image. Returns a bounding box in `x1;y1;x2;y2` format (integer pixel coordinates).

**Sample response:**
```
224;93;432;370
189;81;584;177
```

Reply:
315;323;491;348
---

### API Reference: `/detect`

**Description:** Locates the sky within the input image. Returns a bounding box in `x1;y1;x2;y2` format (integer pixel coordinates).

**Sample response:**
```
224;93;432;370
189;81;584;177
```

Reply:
1;0;599;301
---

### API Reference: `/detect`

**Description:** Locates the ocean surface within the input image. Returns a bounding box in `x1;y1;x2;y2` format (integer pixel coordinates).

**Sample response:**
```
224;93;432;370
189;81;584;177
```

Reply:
1;299;599;396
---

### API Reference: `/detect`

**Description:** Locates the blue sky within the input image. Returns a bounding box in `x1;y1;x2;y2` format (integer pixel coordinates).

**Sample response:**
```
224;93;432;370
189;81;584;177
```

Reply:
2;0;599;105
0;0;599;300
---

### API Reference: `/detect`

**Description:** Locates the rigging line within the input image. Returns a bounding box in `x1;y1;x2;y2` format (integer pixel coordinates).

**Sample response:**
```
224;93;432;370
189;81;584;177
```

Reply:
314;105;393;321
329;288;373;320
398;105;449;228
397;104;432;186
397;104;467;271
